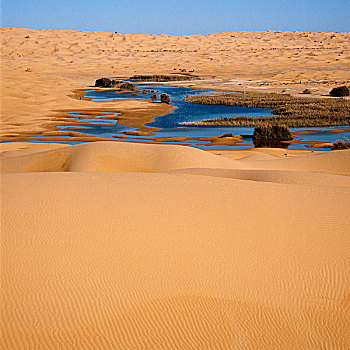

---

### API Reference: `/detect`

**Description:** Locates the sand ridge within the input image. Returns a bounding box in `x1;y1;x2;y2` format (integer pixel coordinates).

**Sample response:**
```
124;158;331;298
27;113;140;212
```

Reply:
1;142;350;348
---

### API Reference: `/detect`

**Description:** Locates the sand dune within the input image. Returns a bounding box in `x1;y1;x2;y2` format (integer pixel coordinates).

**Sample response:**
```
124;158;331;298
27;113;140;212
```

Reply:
1;28;349;141
0;142;235;173
2;141;349;177
168;168;350;187
1;142;350;348
1;27;350;348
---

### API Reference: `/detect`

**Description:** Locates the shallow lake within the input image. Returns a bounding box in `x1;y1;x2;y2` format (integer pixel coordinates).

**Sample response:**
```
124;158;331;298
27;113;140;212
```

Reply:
58;85;350;151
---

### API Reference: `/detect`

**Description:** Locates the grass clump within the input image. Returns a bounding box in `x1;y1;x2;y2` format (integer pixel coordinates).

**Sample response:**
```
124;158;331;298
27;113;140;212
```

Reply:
332;138;350;150
160;93;170;104
120;82;140;91
329;86;350;97
95;78;120;88
253;124;292;140
302;89;312;94
183;91;350;127
129;74;199;82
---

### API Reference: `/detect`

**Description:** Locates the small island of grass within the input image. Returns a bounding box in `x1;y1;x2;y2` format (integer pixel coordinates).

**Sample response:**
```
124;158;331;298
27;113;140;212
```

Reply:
182;91;350;127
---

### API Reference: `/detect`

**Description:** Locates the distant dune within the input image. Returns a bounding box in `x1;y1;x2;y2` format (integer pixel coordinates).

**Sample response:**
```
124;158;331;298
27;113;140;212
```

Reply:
1;28;349;139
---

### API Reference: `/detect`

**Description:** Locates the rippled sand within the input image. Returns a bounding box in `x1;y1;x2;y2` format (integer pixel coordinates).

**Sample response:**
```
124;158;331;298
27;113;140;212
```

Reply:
1;142;350;349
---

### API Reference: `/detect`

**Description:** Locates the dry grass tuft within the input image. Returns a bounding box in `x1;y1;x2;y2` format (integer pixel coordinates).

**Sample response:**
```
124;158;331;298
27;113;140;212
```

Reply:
129;74;199;82
182;92;350;127
332;138;350;150
253;124;292;140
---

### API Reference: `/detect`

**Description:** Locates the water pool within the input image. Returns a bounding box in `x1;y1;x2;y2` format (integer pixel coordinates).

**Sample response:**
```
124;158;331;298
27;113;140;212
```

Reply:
61;85;350;151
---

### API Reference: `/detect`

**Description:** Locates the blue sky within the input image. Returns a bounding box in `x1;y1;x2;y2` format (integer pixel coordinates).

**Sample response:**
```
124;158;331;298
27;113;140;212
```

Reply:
1;0;349;34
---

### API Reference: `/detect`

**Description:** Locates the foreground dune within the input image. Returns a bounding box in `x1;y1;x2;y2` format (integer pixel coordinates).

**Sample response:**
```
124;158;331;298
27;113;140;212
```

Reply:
1;142;350;349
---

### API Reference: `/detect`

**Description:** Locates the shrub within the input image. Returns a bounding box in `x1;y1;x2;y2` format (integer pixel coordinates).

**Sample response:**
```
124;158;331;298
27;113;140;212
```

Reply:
95;78;119;88
120;82;140;91
302;89;312;94
253;124;292;140
329;86;350;97
219;133;234;138
129;74;199;82
332;138;350;150
160;93;170;104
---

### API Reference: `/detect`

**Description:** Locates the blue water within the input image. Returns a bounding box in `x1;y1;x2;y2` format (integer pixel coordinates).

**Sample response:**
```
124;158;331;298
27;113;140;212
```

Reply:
60;111;134;138
84;86;272;128
58;85;350;150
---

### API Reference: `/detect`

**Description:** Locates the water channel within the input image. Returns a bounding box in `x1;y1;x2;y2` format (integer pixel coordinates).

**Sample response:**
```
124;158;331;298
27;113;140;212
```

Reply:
57;85;350;151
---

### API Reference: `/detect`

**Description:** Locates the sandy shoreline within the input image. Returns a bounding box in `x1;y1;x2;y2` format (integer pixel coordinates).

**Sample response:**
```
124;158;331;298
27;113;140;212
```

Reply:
1;28;350;349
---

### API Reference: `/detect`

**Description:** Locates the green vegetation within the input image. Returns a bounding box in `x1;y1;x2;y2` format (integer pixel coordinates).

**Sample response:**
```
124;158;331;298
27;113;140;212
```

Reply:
182;92;350;127
329;86;350;97
160;93;170;104
129;74;199;82
253;124;292;140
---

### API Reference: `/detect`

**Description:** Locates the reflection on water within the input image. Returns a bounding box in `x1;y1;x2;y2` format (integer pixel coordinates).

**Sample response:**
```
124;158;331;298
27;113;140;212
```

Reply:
60;85;350;151
253;139;291;149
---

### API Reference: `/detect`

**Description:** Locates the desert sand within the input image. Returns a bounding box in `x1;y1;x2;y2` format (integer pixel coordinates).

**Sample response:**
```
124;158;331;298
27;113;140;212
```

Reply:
1;28;350;141
1;142;350;349
1;28;350;349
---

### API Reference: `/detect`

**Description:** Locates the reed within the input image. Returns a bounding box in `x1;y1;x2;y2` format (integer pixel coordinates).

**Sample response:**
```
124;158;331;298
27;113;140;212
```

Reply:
120;82;140;91
253;124;292;140
129;74;199;82
183;92;350;127
95;78;120;88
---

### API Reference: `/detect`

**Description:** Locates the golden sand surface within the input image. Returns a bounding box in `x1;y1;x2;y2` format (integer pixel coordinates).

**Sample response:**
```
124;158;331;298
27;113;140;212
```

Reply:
1;28;350;140
1;142;350;349
1;28;350;349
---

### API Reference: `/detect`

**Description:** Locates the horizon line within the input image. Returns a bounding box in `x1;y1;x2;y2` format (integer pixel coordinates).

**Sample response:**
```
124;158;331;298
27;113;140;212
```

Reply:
1;27;349;35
